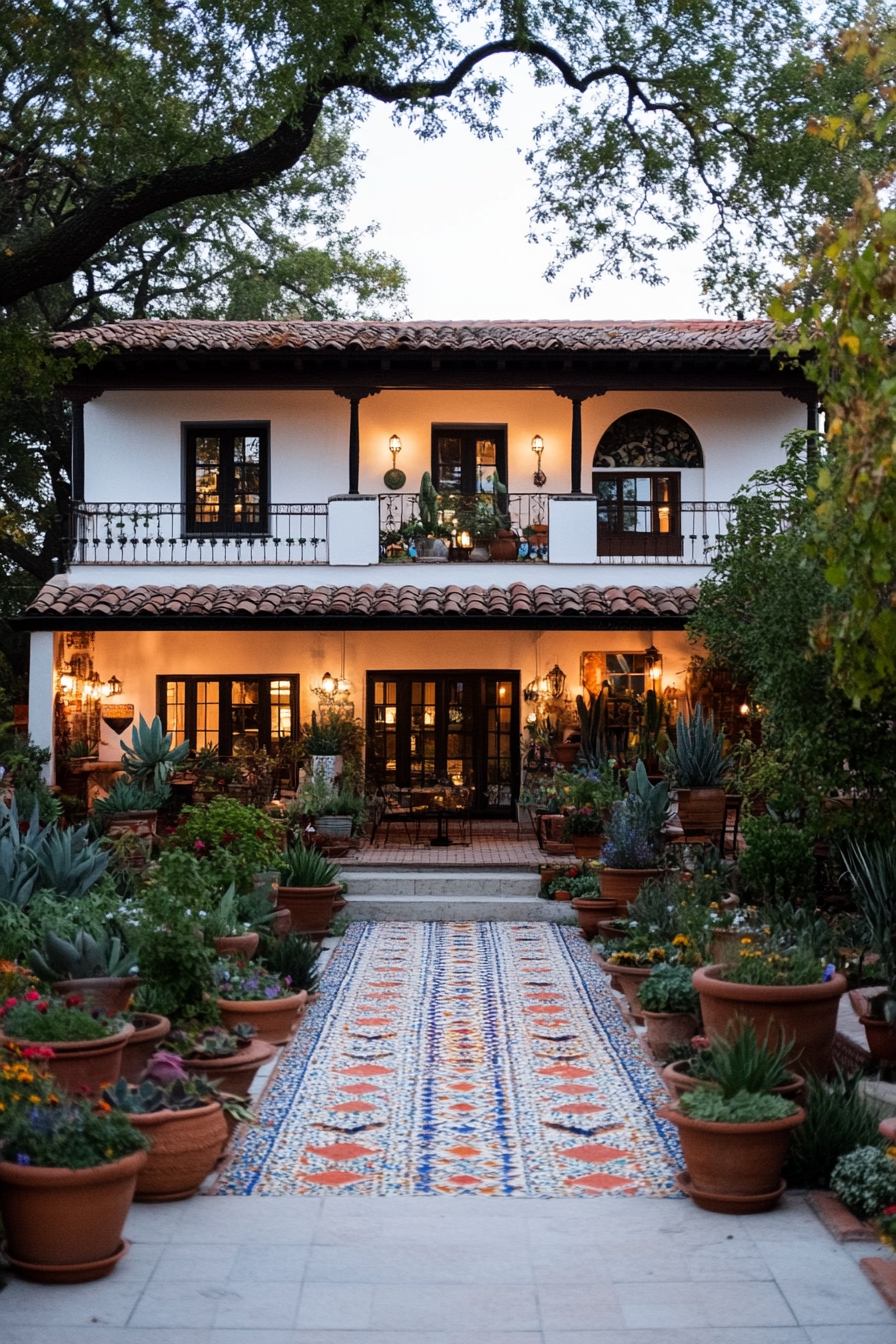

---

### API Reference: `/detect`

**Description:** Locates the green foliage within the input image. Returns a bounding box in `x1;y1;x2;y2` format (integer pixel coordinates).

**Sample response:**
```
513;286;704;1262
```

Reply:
120;715;190;791
102;1076;218;1114
679;1088;798;1124
831;1146;896;1220
722;946;824;987
163;1022;255;1059
690;1021;792;1097
738;816;816;905
135;853;217;1023
785;1069;886;1190
28;927;133;982
840;838;896;1001
94;779;171;817
625;760;670;841
260;931;322;995
171;799;282;895
636;964;698;1014
576;689;608;771
279;842;341;890
636;689;671;769
663;705;728;789
0;1099;148;1170
0;997;121;1042
601;794;663;869
0;798;109;908
418;472;438;535
212;960;293;1002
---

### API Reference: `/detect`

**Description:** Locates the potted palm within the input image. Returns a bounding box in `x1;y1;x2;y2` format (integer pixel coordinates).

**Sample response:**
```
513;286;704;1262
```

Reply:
663;705;729;838
277;841;341;934
28;927;140;1014
636;964;700;1061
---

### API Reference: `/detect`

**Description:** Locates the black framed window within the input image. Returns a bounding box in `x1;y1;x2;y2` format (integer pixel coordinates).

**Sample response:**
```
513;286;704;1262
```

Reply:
593;472;683;557
184;422;269;534
158;675;297;756
431;424;508;494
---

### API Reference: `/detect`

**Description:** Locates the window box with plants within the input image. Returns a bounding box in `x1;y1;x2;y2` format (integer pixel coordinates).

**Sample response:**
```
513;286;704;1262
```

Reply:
636;963;701;1062
0;993;135;1096
598;763;669;914
663;705;730;839
662;1022;804;1104
277;842;342;936
213;960;307;1045
0;1041;149;1283
28;927;140;1015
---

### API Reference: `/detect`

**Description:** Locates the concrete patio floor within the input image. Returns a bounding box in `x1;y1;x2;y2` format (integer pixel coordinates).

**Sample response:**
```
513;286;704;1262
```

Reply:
3;1188;895;1342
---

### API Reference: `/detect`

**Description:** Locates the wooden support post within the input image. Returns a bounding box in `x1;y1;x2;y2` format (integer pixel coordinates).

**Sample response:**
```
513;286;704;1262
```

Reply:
553;387;606;495
335;387;381;495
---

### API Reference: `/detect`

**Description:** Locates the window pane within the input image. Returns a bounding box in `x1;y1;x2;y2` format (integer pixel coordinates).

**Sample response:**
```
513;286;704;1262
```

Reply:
233;435;261;525
231;680;260;750
196;680;219;750
476;439;498;490
269;679;292;739
437;436;463;490
164;681;186;746
194;437;220;524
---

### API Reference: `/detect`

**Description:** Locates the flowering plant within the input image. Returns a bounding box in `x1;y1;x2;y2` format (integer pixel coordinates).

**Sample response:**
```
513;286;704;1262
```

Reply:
212;960;294;1002
0;960;38;1001
170;799;282;893
0;993;125;1042
0;1040;59;1120
561;806;603;839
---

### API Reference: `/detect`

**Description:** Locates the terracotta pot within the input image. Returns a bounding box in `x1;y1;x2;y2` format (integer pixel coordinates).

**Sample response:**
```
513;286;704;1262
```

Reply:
551;743;579;767
675;788;727;837
597;919;631;942
661;1102;805;1214
599;867;663;917
0;1148;147;1282
859;1014;896;1063
128;1101;228;1202
554;889;572;902
488;533;519;562
849;985;887;1019
693;964;847;1076
641;1011;700;1063
3;1023;134;1096
332;893;348;914
708;929;742;964
180;1036;275;1095
105;810;157;838
120;1013;171;1083
271;906;292;937
572;836;604;859
277;883;339;935
598;957;652;1021
217;989;308;1045
571;897;617;939
51;975;140;1015
213;932;260;960
661;1058;806;1105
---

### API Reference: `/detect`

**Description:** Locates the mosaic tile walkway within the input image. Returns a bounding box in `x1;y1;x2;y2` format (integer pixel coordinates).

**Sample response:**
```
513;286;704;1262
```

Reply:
216;922;681;1198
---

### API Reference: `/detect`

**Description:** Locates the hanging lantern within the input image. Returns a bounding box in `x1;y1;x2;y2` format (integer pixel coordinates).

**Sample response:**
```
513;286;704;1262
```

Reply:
545;664;566;699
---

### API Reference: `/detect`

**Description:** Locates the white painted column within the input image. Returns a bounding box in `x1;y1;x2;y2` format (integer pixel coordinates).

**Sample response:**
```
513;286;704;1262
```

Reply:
27;630;56;782
327;495;380;566
548;495;598;565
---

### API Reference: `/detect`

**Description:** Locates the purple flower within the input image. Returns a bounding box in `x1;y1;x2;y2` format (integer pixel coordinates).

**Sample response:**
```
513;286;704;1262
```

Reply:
822;963;836;983
284;975;292;986
16;1153;31;1165
264;986;279;999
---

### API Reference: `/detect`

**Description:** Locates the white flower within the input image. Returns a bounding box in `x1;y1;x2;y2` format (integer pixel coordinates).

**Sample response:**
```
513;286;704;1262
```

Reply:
198;910;207;918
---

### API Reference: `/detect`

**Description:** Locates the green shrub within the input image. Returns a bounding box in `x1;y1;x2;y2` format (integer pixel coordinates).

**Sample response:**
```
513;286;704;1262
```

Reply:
0;1099;148;1169
679;1088;798;1124
831;1146;896;1219
171;798;282;894
260;931;321;994
637;963;698;1013
738;815;815;904
785;1070;887;1189
134;852;217;1022
279;843;341;889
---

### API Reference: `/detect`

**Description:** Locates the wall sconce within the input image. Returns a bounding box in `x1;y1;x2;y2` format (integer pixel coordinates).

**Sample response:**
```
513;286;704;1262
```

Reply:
644;644;663;683
104;674;123;698
523;678;541;703
321;671;335;696
531;434;546;487
545;664;566;699
384;434;406;491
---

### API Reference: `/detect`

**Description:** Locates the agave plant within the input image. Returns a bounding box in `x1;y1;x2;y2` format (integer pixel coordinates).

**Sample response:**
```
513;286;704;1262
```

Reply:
840;837;896;1022
626;760;670;841
94;778;171;817
28;928;134;982
663;704;729;789
120;715;190;790
279;842;341;889
32;824;110;900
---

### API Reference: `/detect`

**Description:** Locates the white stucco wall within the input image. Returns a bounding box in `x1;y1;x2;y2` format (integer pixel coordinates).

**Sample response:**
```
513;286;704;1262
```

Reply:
84;386;803;506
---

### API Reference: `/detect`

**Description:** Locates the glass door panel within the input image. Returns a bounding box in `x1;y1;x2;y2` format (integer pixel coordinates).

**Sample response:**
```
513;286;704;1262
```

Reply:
230;680;260;750
485;679;514;809
409;681;437;785
445;679;474;788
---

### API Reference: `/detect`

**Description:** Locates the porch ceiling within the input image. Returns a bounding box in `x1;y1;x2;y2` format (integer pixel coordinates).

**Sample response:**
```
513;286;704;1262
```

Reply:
18;578;698;631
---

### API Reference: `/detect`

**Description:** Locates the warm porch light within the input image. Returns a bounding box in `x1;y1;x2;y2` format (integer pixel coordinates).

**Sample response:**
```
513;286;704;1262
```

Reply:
389;434;402;461
384;434;407;490
320;671;336;696
531;433;546;487
104;674;123;698
456;530;472;550
740;702;750;715
644;644;663;682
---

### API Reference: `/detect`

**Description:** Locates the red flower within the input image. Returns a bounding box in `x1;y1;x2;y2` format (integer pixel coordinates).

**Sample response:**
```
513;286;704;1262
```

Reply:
24;990;41;1002
64;994;83;1008
255;829;265;839
5;997;18;1007
884;1205;896;1215
567;868;578;878
35;1001;49;1014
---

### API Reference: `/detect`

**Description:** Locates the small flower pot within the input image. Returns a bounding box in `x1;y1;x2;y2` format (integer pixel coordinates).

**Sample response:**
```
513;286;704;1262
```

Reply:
660;1102;805;1214
52;975;141;1015
277;883;340;936
858;1015;896;1063
708;929;742;964
554;889;572;902
180;1036;275;1095
120;1013;171;1083
4;1024;135;1096
217;989;309;1045
661;1058;806;1105
0;1148;147;1282
599;867;663;917
596;958;652;1021
213;933;260;960
488;532;519;562
570;897;617;939
128;1101;228;1202
641;1011;700;1063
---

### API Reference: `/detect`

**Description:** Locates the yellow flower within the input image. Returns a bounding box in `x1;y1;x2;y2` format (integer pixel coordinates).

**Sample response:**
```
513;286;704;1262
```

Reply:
672;935;690;947
105;1148;114;1158
28;1095;40;1103
740;936;753;944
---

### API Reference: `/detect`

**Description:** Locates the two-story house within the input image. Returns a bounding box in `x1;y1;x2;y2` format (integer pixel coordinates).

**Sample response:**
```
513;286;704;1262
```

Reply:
19;319;815;813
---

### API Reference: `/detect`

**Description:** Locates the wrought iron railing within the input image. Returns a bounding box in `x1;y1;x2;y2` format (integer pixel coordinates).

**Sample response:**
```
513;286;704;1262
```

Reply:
379;492;550;562
595;501;734;565
68;502;329;565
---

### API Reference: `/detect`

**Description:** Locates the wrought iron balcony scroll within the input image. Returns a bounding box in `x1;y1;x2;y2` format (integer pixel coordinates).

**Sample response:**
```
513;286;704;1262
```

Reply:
69;503;329;565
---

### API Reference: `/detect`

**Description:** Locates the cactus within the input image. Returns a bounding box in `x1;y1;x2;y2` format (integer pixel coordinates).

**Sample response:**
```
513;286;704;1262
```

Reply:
418;471;438;534
576;689;608;770
626;760;670;840
663;704;728;788
489;471;511;529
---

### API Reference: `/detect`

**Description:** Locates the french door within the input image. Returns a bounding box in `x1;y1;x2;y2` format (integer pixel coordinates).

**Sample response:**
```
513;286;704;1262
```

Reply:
367;671;519;815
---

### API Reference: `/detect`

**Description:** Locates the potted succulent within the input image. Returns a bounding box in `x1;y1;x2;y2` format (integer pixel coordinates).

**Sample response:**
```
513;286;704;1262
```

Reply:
164;1022;275;1096
662;1022;804;1104
102;1067;228;1202
94;779;172;839
636;963;700;1061
213;960;308;1045
840;837;896;1061
0;1041;149;1282
101;714;191;836
0;993;134;1095
28;927;140;1014
277;841;341;935
200;883;262;960
663;705;730;838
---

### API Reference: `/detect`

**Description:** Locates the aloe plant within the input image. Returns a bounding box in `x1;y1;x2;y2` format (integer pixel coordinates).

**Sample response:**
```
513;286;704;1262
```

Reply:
279;842;341;888
29;928;134;982
626;760;670;840
94;778;171;816
663;704;729;788
120;714;190;790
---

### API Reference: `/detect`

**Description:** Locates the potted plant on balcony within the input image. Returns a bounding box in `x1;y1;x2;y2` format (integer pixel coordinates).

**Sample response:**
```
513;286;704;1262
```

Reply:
28;927;140;1014
663;704;730;838
839;837;896;1061
277;841;341;935
0;993;134;1095
0;1041;149;1282
636;963;700;1061
483;474;519;561
415;472;451;560
213;960;307;1045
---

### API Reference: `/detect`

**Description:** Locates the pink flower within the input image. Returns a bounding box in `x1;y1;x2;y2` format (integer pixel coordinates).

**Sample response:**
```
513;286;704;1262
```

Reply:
193;840;206;851
24;990;41;1002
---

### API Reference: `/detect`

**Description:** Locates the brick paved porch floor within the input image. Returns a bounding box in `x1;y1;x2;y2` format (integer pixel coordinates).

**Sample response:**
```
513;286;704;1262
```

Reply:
343;820;544;868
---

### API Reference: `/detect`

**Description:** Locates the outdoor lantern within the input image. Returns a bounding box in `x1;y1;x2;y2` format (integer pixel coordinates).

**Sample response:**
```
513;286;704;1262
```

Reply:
337;678;351;695
85;671;103;700
389;433;402;460
457;529;472;550
59;674;75;694
320;671;336;696
523;678;541;703
545;664;566;699
740;702;751;716
531;433;546;487
105;674;123;698
384;434;406;490
645;644;663;682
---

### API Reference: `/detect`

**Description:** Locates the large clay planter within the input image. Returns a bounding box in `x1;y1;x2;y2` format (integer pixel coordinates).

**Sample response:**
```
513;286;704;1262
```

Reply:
661;1058;805;1105
675;788;727;838
128;1101;228;1202
661;1103;805;1214
180;1036;275;1095
217;989;308;1046
572;835;604;859
3;1023;134;1096
105;810;158;839
52;975;140;1015
277;883;339;936
551;743;579;767
859;1015;896;1063
571;898;617;939
693;964;847;1076
641;1010;700;1063
120;1013;171;1083
597;918;631;942
0;1148;147;1283
597;957;652;1021
213;932;260;960
488;531;519;562
599;867;663;917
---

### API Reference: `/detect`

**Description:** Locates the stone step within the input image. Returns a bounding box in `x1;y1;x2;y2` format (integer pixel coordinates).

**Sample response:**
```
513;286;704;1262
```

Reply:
342;868;540;899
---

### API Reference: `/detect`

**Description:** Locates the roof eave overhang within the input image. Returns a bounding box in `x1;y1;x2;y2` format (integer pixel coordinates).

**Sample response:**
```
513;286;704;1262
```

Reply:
15;611;691;633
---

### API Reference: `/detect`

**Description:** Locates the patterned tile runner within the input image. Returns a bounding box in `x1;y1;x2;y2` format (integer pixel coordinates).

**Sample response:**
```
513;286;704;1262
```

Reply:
215;922;682;1197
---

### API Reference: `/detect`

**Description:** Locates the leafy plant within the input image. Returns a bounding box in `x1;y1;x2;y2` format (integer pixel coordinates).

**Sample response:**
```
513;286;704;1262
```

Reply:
575;688;608;771
102;1075;220;1113
171;798;282;894
679;1087;798;1124
28;927;134;982
260;931;321;995
0;1097;149;1169
840;838;896;1021
636;688;671;771
722;945;826;987
561;806;603;839
831;1147;896;1220
663;704;728;788
738;815;816;904
625;760;670;841
134;853;218;1022
637;963;698;1014
0;994;124;1041
279;842;341;889
689;1021;792;1096
212;960;294;1002
94;778;171;817
785;1069;886;1189
120;715;190;790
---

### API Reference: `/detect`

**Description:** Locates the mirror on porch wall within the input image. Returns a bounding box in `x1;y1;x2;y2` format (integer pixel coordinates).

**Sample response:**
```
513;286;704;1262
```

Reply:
367;672;518;816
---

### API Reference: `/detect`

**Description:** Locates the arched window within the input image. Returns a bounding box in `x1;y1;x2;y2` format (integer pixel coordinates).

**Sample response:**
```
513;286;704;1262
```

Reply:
593;410;703;470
